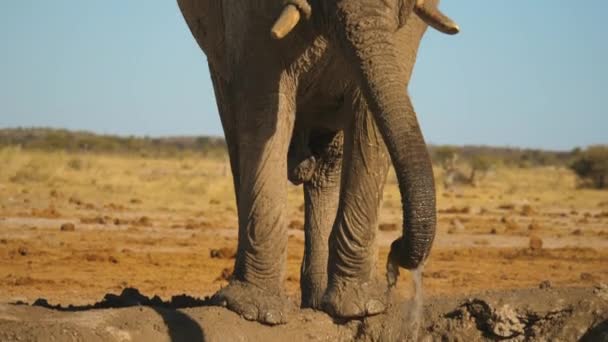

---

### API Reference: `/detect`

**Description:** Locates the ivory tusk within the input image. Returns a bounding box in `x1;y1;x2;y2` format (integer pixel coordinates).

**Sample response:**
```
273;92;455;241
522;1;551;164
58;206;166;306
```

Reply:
271;4;301;40
415;0;460;35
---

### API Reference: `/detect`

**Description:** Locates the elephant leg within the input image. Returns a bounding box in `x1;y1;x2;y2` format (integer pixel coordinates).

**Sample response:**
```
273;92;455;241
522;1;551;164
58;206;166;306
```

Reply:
209;65;239;203
300;129;343;309
211;83;296;325
322;90;391;319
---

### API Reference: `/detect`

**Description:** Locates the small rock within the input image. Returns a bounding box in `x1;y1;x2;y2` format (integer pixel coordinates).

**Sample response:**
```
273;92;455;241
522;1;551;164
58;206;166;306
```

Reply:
539;280;552;289
80;216;107;225
210;247;236;259
580;272;595;281
17;247;28;256
426;271;449;279
529;235;543;250
68;197;83;205
137;216;151;226
595;211;608;218
571;229;583;236
216;268;232;281
108;256;119;264
450;218;465;232
502;217;520;231
113;218;128;225
498;203;516;211
528;221;542;231
288;219;304;230
379;223;398;232
60;223;76;232
521;204;536;216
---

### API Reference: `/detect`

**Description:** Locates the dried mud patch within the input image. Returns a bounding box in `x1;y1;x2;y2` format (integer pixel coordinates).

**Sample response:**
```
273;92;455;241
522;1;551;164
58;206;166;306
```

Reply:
1;287;606;341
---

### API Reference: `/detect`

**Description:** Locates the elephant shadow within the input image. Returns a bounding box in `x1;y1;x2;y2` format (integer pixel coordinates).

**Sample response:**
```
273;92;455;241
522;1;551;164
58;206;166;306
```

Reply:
22;287;208;342
580;319;608;342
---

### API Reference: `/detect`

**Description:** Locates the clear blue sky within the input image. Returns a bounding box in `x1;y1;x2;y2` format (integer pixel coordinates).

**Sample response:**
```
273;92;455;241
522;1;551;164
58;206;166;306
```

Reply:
1;1;606;151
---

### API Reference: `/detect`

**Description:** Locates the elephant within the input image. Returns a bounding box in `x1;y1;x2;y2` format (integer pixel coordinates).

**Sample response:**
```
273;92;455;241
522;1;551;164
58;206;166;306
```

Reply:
177;0;458;325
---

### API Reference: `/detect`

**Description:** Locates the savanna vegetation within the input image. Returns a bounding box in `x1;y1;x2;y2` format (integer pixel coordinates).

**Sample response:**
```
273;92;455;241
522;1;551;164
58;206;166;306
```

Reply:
2;128;605;190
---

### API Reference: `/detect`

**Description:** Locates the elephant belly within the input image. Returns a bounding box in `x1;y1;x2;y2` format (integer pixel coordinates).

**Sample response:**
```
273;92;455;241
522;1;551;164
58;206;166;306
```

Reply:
296;56;354;132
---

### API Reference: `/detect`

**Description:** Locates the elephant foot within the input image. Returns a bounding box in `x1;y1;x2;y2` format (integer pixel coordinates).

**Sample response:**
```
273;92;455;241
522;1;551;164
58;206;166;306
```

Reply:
211;280;293;325
301;282;326;310
321;278;388;319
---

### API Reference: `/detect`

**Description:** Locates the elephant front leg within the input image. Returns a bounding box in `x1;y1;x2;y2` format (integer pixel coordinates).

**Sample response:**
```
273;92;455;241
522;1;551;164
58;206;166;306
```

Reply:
322;92;391;319
211;90;296;325
300;130;344;309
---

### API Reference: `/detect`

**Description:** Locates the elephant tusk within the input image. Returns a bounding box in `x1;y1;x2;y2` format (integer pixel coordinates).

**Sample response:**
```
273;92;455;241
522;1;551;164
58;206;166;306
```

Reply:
415;0;460;35
271;4;301;40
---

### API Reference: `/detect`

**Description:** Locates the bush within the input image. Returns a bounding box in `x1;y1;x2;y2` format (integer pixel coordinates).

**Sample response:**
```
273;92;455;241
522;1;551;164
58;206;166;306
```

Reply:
468;154;495;185
570;146;608;189
10;160;52;183
431;146;458;169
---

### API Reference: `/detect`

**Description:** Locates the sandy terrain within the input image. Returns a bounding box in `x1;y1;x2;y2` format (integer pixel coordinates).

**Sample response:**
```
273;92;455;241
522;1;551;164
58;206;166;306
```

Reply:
0;148;607;340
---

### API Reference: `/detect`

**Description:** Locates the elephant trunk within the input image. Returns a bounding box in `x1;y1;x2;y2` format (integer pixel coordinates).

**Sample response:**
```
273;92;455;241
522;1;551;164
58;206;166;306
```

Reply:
333;0;437;271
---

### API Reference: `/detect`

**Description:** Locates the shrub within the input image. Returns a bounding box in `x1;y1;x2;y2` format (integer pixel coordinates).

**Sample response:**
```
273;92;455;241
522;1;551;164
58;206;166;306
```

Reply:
468;154;495;185
66;158;84;171
570;146;608;189
431;146;458;169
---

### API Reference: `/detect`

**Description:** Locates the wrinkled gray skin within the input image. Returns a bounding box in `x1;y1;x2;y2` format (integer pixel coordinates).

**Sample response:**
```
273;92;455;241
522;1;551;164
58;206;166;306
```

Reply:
178;0;456;325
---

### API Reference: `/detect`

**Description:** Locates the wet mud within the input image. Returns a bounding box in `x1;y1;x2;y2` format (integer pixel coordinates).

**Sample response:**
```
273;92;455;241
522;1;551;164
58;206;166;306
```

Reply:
0;286;606;341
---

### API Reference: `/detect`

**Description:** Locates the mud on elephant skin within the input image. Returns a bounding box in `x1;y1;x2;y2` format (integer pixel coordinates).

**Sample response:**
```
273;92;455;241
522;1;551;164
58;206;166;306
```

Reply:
177;0;459;324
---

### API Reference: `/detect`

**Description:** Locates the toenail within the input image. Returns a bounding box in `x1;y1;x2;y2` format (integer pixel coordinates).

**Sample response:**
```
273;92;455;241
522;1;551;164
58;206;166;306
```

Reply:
242;307;257;321
264;311;282;325
365;300;386;315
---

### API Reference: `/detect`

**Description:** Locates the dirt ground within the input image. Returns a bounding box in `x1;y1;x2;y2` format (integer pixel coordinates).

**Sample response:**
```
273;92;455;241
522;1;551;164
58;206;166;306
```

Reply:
0;149;607;340
1;286;607;341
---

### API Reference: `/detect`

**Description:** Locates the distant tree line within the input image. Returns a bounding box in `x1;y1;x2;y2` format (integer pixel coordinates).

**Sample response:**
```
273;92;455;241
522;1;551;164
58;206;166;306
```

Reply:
430;144;608;189
0;127;227;159
1;128;606;189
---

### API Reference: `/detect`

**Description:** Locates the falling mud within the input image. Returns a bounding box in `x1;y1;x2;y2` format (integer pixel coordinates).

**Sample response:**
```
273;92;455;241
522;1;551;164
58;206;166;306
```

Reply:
408;267;424;341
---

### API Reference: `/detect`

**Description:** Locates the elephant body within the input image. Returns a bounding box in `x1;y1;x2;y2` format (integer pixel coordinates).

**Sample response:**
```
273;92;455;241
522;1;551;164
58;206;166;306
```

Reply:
177;0;457;324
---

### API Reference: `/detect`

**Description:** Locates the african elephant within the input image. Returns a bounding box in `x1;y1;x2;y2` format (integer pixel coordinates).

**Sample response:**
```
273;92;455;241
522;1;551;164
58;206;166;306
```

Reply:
177;0;458;325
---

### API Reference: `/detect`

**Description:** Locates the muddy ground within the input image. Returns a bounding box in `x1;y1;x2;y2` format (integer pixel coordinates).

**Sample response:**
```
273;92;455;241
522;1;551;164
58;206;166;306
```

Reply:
0;151;607;340
1;287;607;341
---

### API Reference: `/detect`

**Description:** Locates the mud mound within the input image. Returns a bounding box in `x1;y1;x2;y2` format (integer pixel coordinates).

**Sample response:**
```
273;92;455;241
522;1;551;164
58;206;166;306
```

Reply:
0;287;606;341
27;287;211;311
